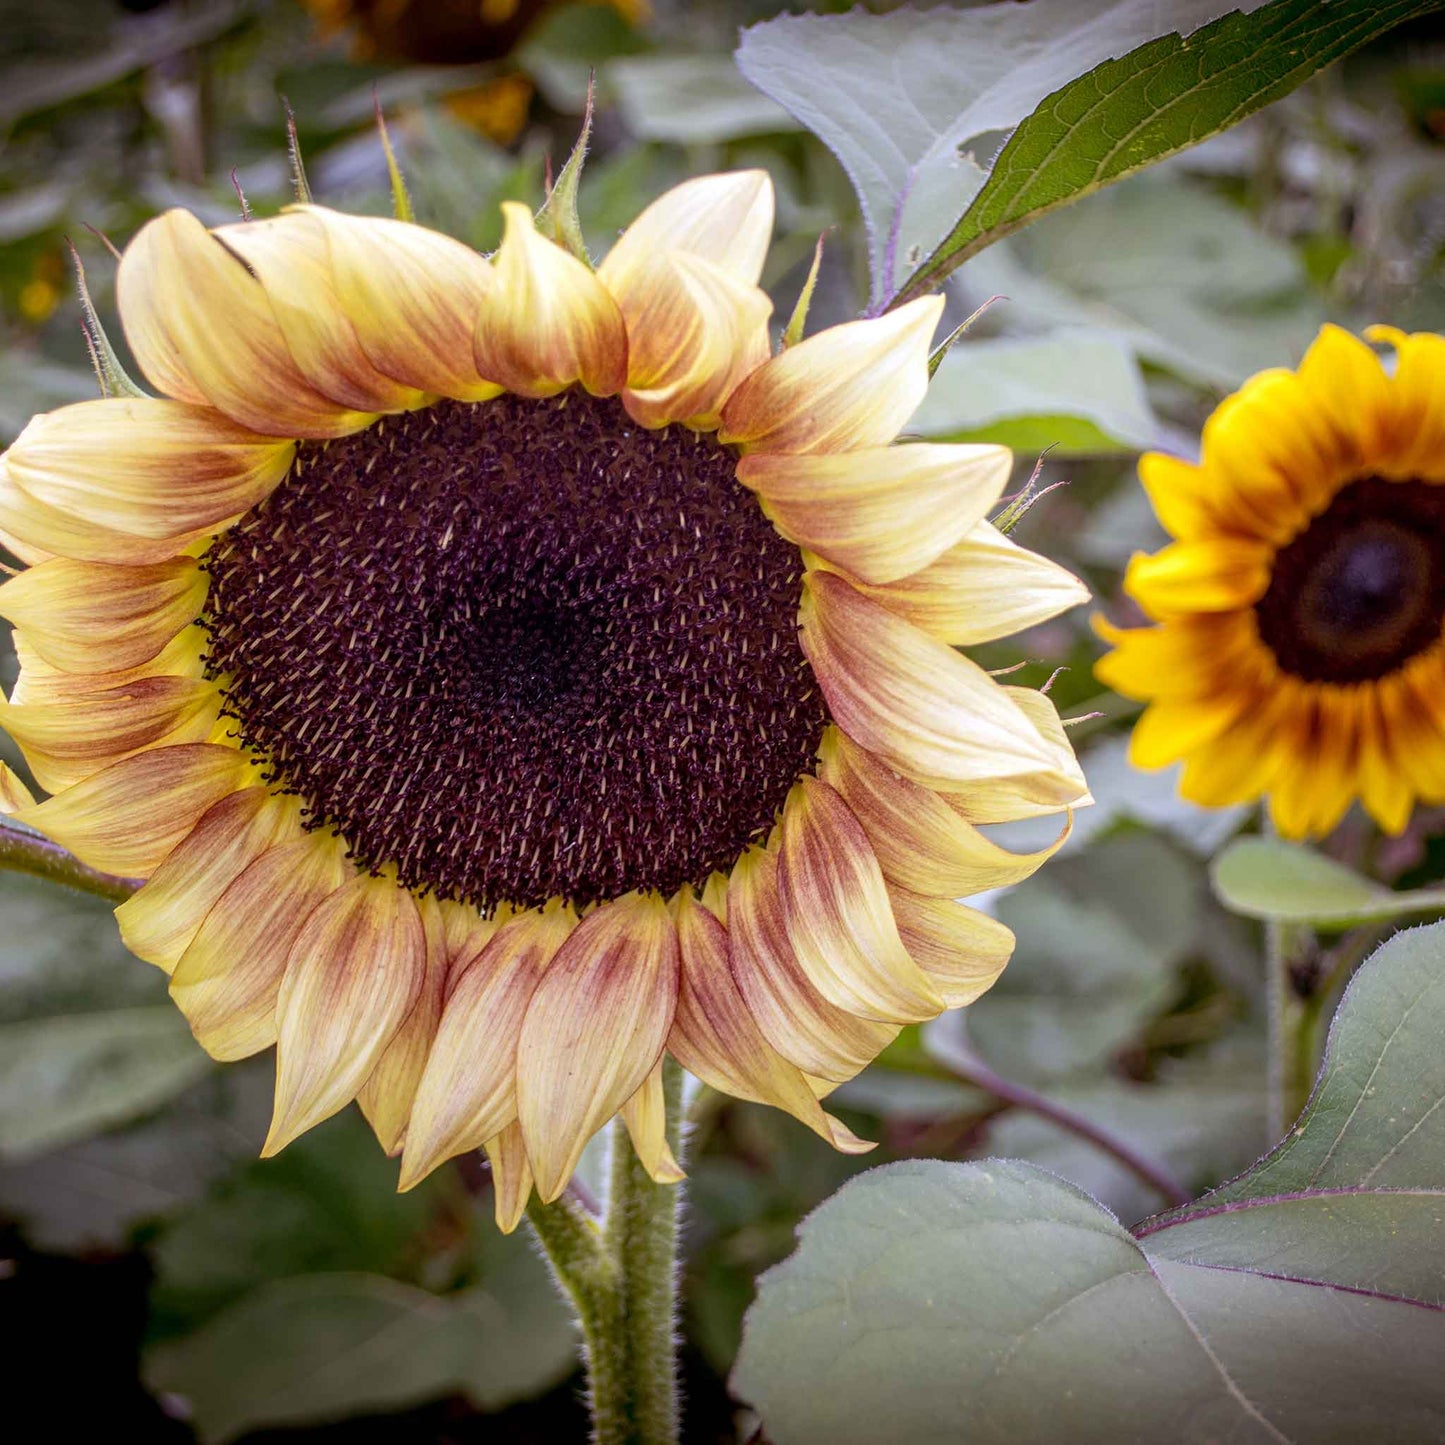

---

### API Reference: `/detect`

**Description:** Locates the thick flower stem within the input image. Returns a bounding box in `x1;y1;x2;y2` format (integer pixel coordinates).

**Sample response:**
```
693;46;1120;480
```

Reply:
1266;915;1313;1141
526;1063;685;1445
0;819;137;903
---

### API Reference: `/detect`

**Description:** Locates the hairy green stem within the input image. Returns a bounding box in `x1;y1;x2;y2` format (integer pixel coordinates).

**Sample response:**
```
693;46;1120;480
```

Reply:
0;819;136;903
1265;916;1312;1141
526;1065;685;1445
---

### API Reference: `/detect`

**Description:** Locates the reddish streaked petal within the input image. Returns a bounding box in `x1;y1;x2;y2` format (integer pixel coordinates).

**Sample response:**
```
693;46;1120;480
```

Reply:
302;205;501;401
777;776;944;1024
1124;537;1273;619
832;520;1089;642
116;209;372;438
117;788;301;975
516;892;679;1203
264;871;426;1156
620;252;772;430
13;742;255;876
399;904;576;1192
621;1060;686;1185
670;890;872;1153
887;886;1015;1008
357;893;450;1157
168;831;348;1062
475;202;627;399
738;444;1010;586
483;1121;535;1235
799;569;1073;798
599;170;774;295
0;556;207;675
216;211;425;414
818;728;1070;896
726;846;898;1083
719;296;942;455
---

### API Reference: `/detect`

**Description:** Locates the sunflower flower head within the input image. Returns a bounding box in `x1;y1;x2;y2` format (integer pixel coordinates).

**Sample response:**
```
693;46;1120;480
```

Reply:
0;167;1088;1227
1098;324;1445;841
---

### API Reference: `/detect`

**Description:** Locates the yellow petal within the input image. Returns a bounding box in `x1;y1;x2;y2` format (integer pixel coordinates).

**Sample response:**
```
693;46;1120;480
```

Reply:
719;296;943;455
799;569;1073;798
399;904;576;1192
6;397;295;542
357;893;450;1156
738;443;1010;586
621;1060;686;1185
619;252;772;430
887;886;1014;1008
1296;323;1394;466
818;728;1070;896
0;555;207;675
0;761;34;814
169;830;349;1061
1128;690;1256;771
669;889;873;1153
264;871;426;1155
1092;612;1266;702
777;776;944;1024
302;205;501;401
515;892;679;1203
475;202;628;399
116;787;301;975
483;1120;535;1235
598;170;774;295
1176;679;1302;809
834;520;1089;642
726;845;897;1083
0;520;52;567
116;209;372;438
13;742;254;876
216;211;425;414
1124;537;1272;618
1368;326;1445;480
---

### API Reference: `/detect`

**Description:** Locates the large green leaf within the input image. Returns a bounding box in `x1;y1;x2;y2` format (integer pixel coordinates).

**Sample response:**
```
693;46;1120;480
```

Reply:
734;924;1445;1444
896;0;1445;303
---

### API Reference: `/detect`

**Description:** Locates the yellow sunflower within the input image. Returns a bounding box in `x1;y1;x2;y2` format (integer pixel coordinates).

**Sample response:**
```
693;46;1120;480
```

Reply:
0;171;1088;1228
1097;323;1445;841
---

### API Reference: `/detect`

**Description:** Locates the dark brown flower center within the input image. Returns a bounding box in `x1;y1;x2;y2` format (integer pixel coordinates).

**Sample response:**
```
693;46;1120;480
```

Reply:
1255;476;1445;684
201;393;827;911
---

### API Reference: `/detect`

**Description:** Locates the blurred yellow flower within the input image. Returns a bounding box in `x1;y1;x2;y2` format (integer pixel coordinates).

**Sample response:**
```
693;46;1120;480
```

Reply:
1098;324;1445;840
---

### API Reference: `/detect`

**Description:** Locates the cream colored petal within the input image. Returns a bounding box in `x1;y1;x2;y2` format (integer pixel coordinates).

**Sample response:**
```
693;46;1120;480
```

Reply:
0;762;34;814
620;252;772;430
835;520;1090;642
598;170;774;295
515;892;678;1203
168;830;349;1061
799;569;1072;798
0;673;220;793
117;209;372;438
7;398;295;542
216;211;425;414
777;776;945;1024
719;296;943;455
13;742;254;876
264;871;426;1156
0;520;52;567
475;202;628;399
738;444;1010;586
670;889;872;1153
116;787;301;975
726;845;898;1083
817;727;1071;896
887;886;1015;1008
399;905;576;1191
357;893;449;1156
483;1120;535;1235
621;1060;686;1185
9;622;206;703
0;556;207;675
302;205;501;401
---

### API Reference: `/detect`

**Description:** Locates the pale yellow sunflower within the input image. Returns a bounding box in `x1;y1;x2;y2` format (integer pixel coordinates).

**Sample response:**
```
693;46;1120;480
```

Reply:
0;171;1088;1228
1098;323;1445;840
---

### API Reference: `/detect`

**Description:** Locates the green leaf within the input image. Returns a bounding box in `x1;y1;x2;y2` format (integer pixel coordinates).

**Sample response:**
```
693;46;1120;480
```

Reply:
897;0;1445;303
734;924;1445;1444
612;55;797;144
145;1263;578;1444
1211;837;1445;927
911;331;1164;456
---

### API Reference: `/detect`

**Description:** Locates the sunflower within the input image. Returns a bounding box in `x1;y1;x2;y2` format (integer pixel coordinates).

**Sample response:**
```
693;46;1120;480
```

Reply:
0;171;1088;1228
1097;323;1445;841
